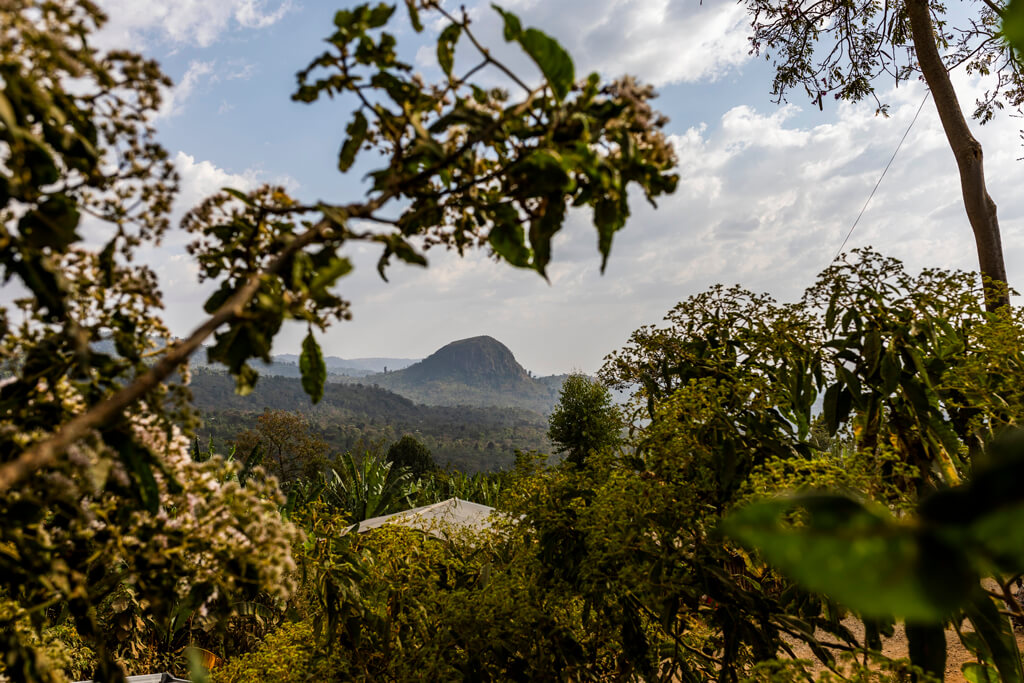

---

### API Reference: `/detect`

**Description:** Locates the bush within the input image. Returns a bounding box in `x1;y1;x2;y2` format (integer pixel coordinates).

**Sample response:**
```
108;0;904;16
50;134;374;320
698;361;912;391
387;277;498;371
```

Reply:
212;620;337;683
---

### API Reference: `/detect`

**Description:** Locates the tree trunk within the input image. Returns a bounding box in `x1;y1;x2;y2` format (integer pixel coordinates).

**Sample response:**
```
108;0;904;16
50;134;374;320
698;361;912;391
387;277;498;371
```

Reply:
906;0;1009;311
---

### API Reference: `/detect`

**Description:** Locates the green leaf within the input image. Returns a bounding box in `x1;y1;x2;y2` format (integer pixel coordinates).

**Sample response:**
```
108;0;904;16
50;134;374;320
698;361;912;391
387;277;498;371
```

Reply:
437;23;461;77
906;622;946;680
404;0;423;32
309;256;353;294
0;91;17;132
963;663;1000;683
963;591;1024;683
969;501;1024;571
825;290;839;329
367;3;395;28
822;383;851;434
492;5;574;100
594;196;626;273
97;238;117;288
519;28;575;100
204;284;234;315
528;193;565;277
18;194;81;250
339;111;368;172
238;444;263;487
493;5;522;40
722;494;972;621
234;364;260;396
104;427;161;514
1003;0;1024;55
880;349;901;394
863;329;881;374
222;187;255;205
300;330;327;404
318;203;349;228
488;221;531;267
374;233;427;280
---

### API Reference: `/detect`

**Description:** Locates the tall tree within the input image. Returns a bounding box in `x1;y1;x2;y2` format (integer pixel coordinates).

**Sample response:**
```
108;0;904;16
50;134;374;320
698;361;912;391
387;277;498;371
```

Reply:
233;410;330;489
548;373;623;467
386;435;436;477
746;0;1022;309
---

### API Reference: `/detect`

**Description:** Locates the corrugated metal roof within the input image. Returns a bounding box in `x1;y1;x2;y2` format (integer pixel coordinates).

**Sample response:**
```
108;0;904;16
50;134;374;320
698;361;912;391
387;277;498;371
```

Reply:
349;497;498;537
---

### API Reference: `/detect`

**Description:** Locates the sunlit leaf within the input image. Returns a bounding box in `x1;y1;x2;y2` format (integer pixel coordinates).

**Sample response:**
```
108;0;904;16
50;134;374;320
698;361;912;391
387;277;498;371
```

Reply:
723;494;973;621
300;330;327;404
492;5;574;100
437;23;461;77
338;111;368;172
1003;0;1024;55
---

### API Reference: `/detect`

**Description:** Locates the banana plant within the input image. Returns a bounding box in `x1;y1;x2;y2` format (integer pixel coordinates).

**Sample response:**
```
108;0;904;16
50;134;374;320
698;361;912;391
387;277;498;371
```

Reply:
322;450;417;522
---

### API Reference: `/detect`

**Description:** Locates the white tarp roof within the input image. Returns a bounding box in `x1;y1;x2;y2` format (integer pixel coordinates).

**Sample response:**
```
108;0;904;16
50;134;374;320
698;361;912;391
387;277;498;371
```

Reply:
350;498;497;537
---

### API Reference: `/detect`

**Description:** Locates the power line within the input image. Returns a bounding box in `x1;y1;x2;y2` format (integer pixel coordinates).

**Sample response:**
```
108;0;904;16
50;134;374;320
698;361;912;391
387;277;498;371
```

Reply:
831;90;932;263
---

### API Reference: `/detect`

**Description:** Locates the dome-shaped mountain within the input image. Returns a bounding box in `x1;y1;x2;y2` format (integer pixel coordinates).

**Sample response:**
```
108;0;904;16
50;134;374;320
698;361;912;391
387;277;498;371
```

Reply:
370;336;564;413
396;336;530;388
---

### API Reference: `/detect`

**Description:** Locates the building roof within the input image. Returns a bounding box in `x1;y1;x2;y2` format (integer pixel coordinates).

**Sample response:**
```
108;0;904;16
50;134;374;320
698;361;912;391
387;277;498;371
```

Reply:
349;497;498;538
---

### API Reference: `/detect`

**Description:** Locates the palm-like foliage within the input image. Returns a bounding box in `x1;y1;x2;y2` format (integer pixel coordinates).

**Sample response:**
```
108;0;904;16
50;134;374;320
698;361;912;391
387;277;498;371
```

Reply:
415;470;505;508
322;450;417;522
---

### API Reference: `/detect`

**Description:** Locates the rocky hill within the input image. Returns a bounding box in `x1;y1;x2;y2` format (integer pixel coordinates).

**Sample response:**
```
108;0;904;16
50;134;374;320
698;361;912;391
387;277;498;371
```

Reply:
366;336;565;413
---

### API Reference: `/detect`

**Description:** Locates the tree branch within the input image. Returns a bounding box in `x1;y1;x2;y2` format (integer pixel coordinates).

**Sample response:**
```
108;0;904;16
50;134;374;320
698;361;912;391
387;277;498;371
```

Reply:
0;219;333;494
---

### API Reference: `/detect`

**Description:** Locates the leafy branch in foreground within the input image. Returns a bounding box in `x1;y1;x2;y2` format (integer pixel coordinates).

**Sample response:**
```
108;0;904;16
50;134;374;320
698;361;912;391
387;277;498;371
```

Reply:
725;430;1024;682
1;0;677;492
0;0;677;678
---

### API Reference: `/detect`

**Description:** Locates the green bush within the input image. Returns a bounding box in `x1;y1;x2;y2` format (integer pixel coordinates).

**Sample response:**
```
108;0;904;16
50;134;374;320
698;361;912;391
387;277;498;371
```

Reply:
212;620;337;683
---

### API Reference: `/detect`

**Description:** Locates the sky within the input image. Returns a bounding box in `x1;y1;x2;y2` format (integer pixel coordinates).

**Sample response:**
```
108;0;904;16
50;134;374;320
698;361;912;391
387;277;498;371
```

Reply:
87;0;1024;375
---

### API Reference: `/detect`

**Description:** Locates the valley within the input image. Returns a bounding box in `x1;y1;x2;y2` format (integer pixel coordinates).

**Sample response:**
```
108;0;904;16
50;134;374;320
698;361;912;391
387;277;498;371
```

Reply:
189;335;563;471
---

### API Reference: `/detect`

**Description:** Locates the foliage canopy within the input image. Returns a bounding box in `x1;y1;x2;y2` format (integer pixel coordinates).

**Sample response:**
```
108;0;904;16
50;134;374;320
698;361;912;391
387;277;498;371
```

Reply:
0;0;677;679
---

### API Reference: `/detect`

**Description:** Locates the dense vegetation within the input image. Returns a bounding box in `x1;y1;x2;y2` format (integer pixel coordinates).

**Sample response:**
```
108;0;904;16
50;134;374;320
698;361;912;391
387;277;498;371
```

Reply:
189;369;551;472
5;0;1024;681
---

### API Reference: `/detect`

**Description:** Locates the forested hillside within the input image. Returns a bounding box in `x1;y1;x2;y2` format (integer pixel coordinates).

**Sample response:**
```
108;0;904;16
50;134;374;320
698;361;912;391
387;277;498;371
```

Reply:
367;336;567;413
189;369;550;471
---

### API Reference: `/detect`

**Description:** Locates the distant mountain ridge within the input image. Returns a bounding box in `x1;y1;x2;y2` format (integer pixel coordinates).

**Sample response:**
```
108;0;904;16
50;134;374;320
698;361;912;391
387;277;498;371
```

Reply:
274;354;417;375
188;348;418;378
367;336;566;414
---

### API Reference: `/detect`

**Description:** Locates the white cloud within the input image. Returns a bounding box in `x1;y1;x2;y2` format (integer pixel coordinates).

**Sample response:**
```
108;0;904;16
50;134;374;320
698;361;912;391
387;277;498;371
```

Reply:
172;151;262;215
462;0;751;86
223;60;258;81
157;60;214;119
154;58;258;120
303;75;1024;374
95;0;292;49
137;152;270;331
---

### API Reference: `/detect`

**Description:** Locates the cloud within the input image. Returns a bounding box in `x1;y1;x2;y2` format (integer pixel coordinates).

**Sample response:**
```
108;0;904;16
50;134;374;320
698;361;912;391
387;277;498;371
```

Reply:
135;153;272;330
95;0;293;49
156;59;257;120
457;0;751;86
172;151;262;216
222;60;258;81
157;60;214;119
301;75;1023;374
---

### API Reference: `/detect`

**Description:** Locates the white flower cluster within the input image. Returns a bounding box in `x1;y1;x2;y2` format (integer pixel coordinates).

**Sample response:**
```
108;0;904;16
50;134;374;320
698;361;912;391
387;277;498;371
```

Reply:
114;409;303;612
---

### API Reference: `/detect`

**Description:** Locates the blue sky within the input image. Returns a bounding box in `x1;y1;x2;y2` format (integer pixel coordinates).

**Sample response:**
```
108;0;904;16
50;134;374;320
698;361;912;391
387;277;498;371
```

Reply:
92;0;1024;375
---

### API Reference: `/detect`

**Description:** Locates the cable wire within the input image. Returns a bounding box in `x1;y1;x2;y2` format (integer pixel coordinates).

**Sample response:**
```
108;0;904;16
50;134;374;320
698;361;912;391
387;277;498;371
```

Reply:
831;90;932;263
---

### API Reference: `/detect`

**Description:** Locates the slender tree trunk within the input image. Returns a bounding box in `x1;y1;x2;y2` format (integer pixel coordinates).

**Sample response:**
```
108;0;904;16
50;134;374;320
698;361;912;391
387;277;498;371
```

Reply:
906;0;1009;311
